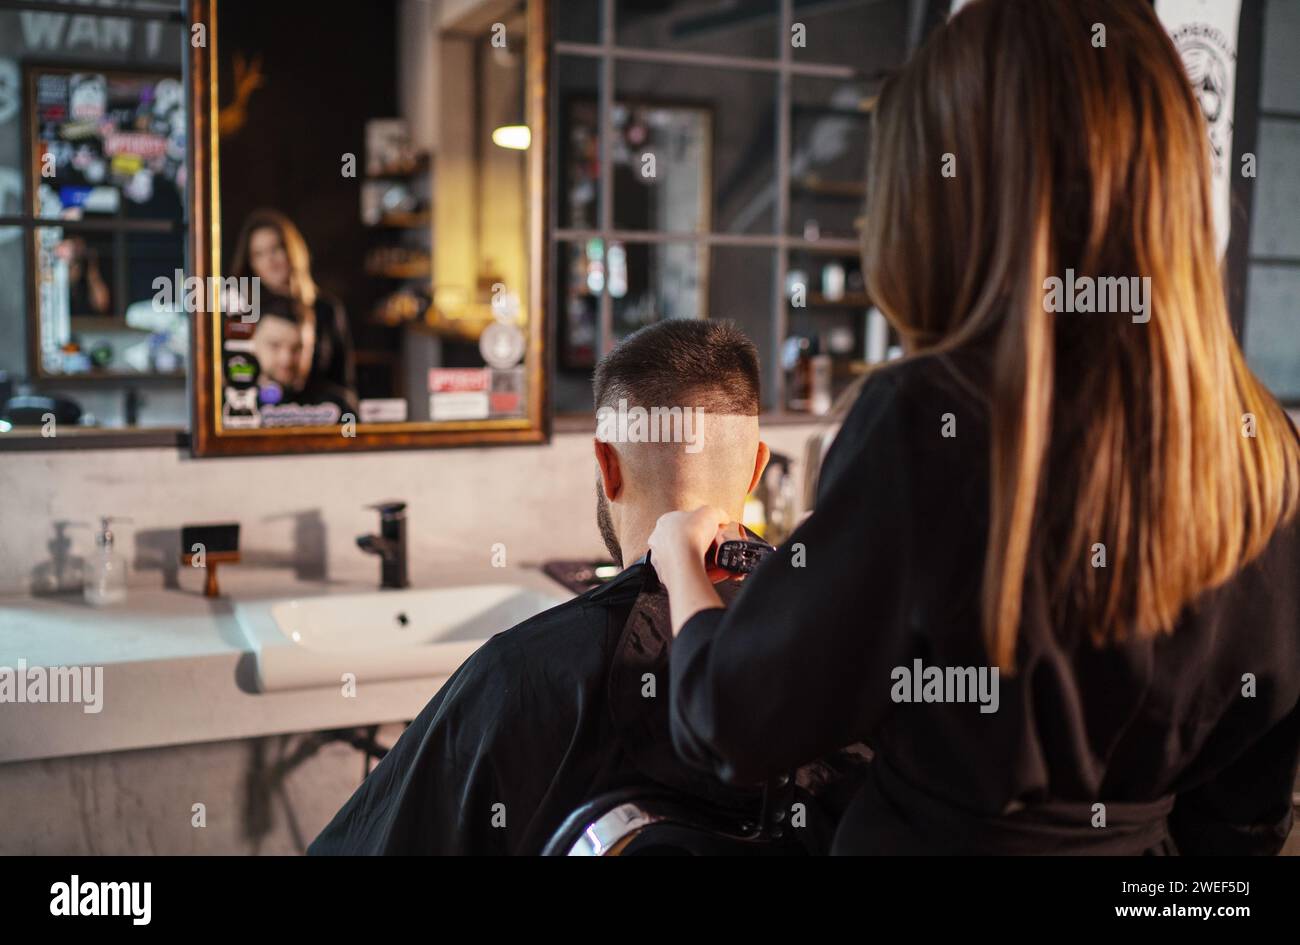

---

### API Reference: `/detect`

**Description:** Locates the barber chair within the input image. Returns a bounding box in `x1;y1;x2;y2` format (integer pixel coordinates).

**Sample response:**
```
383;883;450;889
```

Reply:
542;776;806;856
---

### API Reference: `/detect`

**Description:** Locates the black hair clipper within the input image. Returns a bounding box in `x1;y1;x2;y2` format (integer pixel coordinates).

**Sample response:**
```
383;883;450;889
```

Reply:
707;526;775;574
638;525;775;592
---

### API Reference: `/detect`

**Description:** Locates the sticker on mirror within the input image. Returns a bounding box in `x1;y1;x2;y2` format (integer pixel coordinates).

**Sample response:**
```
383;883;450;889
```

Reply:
429;369;490;421
359;399;409;424
489;367;525;417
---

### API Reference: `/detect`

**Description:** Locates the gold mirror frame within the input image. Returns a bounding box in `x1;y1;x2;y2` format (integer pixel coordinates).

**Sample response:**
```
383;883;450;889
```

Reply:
187;0;549;456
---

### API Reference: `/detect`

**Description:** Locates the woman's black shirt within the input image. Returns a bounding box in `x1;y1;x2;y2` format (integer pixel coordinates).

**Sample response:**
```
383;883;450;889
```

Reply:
670;349;1300;854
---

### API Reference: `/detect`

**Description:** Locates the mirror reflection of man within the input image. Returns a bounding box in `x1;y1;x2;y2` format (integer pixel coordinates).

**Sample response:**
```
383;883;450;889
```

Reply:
249;299;356;416
250;311;301;384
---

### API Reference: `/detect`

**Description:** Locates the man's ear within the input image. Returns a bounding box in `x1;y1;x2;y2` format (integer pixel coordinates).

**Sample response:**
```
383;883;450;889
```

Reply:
747;440;772;495
594;438;624;501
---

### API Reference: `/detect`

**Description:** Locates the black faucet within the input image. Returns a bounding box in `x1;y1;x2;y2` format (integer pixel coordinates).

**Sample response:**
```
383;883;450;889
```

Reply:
357;501;409;589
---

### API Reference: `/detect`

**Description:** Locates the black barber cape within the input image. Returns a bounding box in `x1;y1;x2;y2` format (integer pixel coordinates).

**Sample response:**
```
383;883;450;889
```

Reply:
309;565;868;855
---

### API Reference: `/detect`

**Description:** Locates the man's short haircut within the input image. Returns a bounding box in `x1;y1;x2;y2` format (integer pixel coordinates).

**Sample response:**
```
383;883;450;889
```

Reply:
592;318;760;415
253;292;299;328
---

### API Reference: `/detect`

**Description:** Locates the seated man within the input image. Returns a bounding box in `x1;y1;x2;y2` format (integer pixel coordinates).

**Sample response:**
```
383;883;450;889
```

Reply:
249;297;358;418
309;319;867;855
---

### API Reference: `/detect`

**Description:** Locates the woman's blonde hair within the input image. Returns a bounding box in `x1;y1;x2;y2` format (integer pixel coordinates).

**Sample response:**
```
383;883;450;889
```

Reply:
229;208;318;308
863;0;1299;670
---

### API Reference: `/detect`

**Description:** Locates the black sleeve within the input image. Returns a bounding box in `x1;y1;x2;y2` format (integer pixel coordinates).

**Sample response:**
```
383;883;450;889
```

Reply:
669;369;917;785
320;297;356;394
1168;696;1300;855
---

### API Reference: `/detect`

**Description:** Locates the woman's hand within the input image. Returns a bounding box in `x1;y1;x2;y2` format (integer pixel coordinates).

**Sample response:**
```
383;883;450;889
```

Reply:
647;506;730;635
648;505;726;565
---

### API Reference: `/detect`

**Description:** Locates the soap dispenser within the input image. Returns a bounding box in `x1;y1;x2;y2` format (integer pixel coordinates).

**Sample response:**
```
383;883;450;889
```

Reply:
85;516;130;606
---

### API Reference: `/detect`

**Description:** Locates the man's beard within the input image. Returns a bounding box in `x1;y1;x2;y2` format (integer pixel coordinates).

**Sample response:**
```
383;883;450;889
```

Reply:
595;481;623;567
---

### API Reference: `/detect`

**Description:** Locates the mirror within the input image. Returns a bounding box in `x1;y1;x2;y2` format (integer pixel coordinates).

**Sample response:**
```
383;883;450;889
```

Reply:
189;0;547;455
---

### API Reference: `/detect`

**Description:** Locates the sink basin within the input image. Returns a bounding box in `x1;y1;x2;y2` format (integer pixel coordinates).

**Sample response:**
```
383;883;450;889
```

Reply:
238;583;566;692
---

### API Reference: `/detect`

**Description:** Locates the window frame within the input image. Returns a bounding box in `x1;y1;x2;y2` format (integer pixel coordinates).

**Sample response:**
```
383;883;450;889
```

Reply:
1234;0;1300;407
549;0;930;415
22;61;188;383
0;0;190;449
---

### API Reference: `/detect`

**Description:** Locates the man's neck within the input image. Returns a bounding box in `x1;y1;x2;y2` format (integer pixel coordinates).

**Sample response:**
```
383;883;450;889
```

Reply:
617;500;732;569
617;515;655;568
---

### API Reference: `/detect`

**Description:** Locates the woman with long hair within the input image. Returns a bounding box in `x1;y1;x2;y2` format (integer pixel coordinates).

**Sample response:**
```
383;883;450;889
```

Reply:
229;208;356;397
648;0;1300;854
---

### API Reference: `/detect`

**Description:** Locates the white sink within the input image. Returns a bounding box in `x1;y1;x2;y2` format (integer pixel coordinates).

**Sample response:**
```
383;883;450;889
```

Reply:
238;582;566;692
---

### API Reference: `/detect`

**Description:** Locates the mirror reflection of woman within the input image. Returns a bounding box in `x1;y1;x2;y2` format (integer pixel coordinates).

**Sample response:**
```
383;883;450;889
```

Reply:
229;208;356;399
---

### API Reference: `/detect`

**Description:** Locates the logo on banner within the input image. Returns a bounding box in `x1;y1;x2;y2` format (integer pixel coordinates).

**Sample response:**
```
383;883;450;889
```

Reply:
1157;0;1241;257
1169;22;1235;175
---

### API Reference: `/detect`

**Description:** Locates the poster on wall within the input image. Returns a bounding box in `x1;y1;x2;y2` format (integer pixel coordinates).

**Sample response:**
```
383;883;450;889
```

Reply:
947;0;1242;259
1154;0;1241;259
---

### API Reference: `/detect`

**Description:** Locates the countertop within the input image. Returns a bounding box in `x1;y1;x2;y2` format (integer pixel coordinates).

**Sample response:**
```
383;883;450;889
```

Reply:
0;564;572;765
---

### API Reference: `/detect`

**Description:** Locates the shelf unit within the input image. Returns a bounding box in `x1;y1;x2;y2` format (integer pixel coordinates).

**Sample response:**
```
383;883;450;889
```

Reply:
359;151;435;398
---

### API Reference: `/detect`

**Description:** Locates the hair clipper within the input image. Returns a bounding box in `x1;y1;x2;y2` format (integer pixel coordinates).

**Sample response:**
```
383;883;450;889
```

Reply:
706;526;775;574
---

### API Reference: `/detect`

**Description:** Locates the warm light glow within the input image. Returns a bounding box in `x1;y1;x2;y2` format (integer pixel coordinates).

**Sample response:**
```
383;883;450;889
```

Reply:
491;124;531;150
